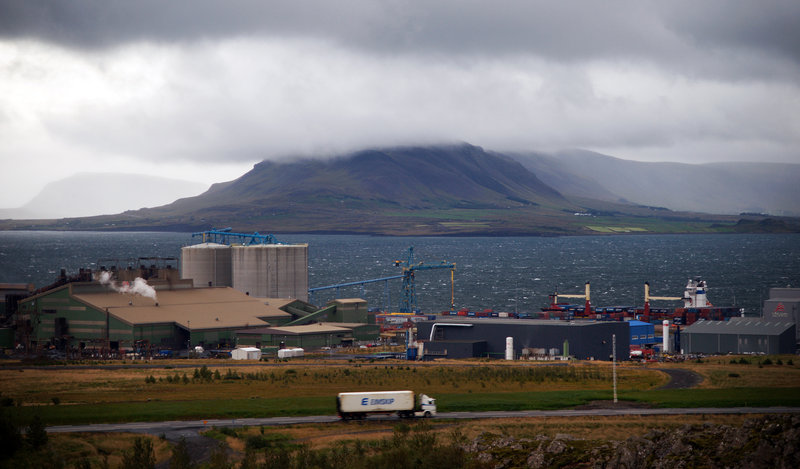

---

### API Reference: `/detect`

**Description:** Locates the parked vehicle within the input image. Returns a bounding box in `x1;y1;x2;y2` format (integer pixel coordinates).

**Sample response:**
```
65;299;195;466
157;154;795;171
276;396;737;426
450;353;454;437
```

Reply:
337;390;437;420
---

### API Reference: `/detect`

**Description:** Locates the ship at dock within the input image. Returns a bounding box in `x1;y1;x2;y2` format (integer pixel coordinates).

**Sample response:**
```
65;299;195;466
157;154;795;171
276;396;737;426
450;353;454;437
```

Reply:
540;277;742;325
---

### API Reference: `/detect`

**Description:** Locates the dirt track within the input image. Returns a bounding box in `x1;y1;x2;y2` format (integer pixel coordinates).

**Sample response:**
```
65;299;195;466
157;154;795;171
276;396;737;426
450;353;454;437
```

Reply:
656;368;703;389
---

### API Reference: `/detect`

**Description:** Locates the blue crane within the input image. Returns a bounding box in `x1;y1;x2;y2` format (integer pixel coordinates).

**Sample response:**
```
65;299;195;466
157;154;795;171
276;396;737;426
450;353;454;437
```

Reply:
394;246;456;314
307;247;456;313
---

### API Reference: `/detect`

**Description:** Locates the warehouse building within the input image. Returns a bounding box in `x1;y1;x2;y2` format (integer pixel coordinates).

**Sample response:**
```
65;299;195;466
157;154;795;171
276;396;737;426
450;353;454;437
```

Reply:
682;317;796;355
415;318;629;360
628;320;657;346
15;279;305;353
762;288;800;343
236;323;355;349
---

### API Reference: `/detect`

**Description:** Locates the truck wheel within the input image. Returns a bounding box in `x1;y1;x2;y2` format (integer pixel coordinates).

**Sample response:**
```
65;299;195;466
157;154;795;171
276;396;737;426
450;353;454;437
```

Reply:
424;411;432;418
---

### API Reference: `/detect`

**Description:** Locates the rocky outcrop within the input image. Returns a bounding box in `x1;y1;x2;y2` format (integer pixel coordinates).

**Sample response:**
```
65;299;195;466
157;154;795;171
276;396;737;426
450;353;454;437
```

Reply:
466;414;800;469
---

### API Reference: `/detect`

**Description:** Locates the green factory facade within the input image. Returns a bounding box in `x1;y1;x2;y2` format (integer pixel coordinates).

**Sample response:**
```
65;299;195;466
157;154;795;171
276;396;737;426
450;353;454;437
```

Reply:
15;282;380;353
16;281;299;352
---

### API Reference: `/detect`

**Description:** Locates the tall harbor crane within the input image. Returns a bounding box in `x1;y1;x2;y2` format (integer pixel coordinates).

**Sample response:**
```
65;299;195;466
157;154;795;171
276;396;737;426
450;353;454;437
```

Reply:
395;246;456;313
307;246;456;313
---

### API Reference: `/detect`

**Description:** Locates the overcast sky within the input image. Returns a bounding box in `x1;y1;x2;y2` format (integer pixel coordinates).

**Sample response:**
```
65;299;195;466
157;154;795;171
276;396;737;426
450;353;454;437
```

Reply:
1;0;799;208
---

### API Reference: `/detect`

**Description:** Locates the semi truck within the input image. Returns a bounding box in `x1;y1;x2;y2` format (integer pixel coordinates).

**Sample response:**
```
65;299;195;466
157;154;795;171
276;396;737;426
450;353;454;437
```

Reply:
336;390;437;420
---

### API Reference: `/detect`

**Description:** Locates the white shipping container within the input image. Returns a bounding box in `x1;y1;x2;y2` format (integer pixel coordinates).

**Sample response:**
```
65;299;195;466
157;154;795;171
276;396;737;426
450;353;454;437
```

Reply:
277;347;305;359
337;390;415;413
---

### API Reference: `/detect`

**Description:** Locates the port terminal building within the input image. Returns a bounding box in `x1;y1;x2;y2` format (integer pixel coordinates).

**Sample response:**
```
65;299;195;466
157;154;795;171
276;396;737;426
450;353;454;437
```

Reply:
682;317;796;355
761;288;800;344
416;317;630;360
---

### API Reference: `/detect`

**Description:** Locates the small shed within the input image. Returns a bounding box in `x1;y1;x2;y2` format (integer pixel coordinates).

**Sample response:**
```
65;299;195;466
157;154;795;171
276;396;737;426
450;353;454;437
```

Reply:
231;347;262;360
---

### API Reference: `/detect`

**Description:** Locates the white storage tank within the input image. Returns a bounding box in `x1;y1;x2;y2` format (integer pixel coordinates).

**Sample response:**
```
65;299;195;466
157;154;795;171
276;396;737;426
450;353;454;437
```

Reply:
181;243;232;287
505;336;514;360
232;244;309;300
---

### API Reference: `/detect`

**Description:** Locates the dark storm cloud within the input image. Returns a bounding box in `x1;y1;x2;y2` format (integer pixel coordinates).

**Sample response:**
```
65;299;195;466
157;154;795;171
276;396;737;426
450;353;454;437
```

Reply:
3;1;798;71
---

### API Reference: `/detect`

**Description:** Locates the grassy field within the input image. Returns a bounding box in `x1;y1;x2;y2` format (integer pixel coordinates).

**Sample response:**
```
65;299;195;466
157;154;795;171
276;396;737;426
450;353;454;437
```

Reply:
1;356;798;426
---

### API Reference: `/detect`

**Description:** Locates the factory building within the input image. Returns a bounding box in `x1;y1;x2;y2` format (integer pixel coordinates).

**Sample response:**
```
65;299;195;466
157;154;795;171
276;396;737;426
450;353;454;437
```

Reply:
682;317;796;355
181;242;309;301
1;283;35;349
236;323;355;349
762;288;800;343
15;279;305;353
415;318;629;360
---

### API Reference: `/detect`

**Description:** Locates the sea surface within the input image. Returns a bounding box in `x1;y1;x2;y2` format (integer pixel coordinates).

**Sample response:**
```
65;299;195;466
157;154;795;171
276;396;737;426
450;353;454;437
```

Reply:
1;231;798;316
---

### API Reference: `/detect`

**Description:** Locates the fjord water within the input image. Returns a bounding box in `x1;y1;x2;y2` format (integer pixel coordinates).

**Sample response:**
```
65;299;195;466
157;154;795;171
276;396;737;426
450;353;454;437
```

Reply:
1;231;798;316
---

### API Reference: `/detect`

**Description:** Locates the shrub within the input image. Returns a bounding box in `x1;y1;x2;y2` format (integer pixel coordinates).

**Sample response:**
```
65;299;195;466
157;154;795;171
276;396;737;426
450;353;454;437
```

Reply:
122;437;155;469
206;441;231;469
26;415;48;449
168;437;193;469
0;410;22;459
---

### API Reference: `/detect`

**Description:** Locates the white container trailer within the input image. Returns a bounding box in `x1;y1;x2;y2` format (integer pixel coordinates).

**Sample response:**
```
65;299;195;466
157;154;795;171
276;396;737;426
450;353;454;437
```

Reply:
337;390;437;420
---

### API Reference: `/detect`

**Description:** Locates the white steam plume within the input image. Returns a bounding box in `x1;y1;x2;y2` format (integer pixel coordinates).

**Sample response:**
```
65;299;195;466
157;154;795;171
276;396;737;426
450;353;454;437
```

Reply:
97;271;158;303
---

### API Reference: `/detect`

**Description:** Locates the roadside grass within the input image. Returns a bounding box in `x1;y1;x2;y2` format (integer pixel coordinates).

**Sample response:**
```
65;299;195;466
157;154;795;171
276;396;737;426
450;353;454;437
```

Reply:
8;431;171;469
1;363;663;406
9;386;800;426
3;358;798;426
620;387;800;408
249;413;764;450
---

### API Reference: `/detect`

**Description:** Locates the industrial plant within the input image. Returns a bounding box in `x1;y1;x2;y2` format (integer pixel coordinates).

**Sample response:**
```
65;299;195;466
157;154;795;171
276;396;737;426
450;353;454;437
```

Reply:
0;229;796;360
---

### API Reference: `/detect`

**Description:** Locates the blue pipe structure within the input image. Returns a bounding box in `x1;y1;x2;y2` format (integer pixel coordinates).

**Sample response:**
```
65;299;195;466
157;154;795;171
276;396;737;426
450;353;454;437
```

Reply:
191;228;280;245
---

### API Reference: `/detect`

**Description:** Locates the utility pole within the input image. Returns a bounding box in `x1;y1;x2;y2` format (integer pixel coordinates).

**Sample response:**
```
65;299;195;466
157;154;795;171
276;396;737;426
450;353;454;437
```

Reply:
612;333;618;404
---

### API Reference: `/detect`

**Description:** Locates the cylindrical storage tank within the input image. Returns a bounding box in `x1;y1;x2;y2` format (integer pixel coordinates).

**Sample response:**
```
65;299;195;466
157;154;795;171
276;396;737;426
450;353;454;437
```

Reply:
505;337;514;360
662;320;670;353
232;244;309;300
181;243;232;288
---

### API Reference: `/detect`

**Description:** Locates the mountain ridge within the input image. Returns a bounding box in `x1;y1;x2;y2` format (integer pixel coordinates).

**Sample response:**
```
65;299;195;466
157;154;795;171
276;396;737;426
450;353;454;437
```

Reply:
512;149;800;216
1;143;797;235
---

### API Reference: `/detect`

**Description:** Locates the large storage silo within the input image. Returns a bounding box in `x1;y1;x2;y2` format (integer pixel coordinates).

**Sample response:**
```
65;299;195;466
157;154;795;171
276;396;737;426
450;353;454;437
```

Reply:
232;244;309;301
181;243;232;288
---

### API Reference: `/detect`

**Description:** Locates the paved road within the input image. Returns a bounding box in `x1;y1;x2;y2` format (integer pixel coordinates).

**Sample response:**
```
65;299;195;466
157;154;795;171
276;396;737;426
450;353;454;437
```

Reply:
47;407;800;435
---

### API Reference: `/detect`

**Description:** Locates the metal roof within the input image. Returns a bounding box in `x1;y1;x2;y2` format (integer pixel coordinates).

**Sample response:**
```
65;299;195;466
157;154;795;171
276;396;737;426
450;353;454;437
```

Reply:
767;288;800;300
242;323;352;335
73;287;291;330
420;317;615;327
628;320;653;327
683;317;795;335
